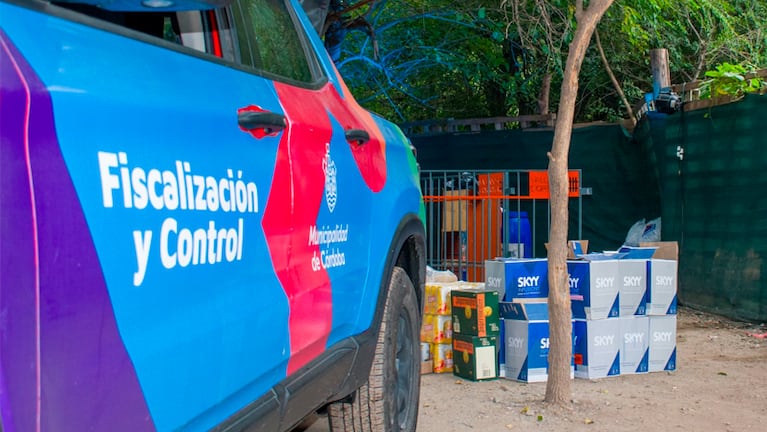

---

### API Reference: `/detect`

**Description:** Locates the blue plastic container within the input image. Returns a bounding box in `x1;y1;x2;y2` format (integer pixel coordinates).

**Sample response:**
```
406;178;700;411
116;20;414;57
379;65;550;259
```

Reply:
508;211;532;258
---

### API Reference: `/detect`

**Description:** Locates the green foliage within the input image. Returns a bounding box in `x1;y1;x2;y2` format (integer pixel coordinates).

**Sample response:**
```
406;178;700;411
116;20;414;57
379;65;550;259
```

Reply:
605;0;767;82
336;0;519;121
699;63;766;99
332;0;767;124
568;0;767;121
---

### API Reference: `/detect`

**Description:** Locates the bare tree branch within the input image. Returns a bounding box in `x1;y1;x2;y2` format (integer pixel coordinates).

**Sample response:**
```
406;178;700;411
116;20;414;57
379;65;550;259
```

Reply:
594;28;635;124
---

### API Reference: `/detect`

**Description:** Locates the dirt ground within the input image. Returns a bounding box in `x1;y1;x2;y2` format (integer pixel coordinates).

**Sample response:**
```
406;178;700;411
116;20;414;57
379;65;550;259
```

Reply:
307;306;767;431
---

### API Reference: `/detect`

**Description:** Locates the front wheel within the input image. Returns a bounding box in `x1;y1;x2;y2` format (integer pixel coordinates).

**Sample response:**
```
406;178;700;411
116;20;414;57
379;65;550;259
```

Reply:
327;266;421;432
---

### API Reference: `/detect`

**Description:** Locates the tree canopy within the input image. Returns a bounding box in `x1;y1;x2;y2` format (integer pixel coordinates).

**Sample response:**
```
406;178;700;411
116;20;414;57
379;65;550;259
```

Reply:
320;0;767;123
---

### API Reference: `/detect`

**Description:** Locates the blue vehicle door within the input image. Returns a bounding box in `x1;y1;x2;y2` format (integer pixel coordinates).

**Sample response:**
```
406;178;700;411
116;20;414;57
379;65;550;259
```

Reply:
0;1;328;430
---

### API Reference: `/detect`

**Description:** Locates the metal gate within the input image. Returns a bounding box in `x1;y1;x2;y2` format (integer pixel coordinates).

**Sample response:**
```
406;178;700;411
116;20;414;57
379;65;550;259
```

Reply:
421;169;583;282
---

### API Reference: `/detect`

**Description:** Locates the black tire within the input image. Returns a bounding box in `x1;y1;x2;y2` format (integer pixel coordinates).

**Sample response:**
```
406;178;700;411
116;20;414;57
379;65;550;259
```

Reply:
327;266;421;432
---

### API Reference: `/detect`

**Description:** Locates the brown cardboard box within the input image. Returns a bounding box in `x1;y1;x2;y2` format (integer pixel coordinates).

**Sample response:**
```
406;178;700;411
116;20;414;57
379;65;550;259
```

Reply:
442;190;470;232
569;240;589;257
452;334;498;381
451;288;500;337
640;241;679;261
421;360;434;375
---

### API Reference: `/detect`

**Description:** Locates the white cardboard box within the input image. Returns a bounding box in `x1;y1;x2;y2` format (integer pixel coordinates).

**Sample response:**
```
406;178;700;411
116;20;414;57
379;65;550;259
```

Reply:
574;318;621;379
646;259;678;315
485;258;549;301
498;301;574;382
500;302;550;382
649;315;677;372
568;260;620;320
620;316;649;374
619;259;648;316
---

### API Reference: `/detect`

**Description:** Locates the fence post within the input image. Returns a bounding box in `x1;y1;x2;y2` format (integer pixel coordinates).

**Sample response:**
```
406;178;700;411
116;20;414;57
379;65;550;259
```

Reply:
650;48;670;97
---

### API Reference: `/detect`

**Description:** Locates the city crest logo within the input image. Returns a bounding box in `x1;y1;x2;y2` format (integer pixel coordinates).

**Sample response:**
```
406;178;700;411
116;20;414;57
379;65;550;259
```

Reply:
323;143;337;213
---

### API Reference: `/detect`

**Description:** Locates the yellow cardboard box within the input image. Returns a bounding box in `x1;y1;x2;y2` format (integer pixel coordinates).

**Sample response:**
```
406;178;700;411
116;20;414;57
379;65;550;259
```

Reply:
424;282;459;315
432;343;454;373
421;314;453;344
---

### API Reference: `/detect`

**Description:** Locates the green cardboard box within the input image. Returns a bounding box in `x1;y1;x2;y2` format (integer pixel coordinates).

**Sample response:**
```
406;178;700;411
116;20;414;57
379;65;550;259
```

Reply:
452;334;498;381
451;287;500;337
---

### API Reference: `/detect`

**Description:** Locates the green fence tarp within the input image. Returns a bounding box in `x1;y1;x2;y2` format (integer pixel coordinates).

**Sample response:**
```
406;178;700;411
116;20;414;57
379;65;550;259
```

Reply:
635;94;767;321
412;94;767;321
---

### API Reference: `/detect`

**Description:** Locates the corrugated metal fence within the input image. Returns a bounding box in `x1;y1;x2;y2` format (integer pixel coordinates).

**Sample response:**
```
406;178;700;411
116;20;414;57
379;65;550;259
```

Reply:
421;169;583;282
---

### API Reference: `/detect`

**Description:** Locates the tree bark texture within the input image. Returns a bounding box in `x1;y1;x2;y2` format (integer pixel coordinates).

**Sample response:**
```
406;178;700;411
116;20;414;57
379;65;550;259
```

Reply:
650;48;671;92
544;0;614;406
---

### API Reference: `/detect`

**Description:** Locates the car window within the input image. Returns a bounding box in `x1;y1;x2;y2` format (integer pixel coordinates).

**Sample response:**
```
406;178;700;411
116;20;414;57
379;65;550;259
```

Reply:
231;0;313;83
55;0;315;83
53;2;211;52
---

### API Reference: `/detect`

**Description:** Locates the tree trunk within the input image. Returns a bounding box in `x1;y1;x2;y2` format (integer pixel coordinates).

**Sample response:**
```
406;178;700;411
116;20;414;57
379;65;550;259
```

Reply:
545;0;614;406
650;48;671;94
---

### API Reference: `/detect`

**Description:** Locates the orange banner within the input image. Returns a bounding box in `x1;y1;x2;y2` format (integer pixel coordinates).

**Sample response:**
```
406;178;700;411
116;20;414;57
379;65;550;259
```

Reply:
476;173;504;196
528;171;580;199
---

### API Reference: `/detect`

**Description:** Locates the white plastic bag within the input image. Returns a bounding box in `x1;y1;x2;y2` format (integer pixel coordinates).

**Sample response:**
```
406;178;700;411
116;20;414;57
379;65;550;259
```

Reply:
426;266;458;283
624;217;661;246
624;219;646;246
641;217;661;242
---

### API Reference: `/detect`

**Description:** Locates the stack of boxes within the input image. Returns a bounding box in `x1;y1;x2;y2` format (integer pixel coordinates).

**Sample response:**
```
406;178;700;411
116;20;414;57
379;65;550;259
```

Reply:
486;258;557;382
617;258;650;375
569;258;622;379
482;241;678;383
569;246;679;378
421;281;484;373
451;286;500;381
646;257;678;372
422;281;456;374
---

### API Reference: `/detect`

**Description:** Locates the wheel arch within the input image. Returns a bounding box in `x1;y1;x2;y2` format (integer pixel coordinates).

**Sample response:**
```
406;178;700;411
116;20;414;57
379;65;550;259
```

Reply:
392;214;427;314
327;212;426;404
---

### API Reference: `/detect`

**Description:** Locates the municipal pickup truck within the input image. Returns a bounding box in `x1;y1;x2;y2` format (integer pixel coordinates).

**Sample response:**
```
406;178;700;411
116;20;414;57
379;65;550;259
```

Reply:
0;1;426;431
